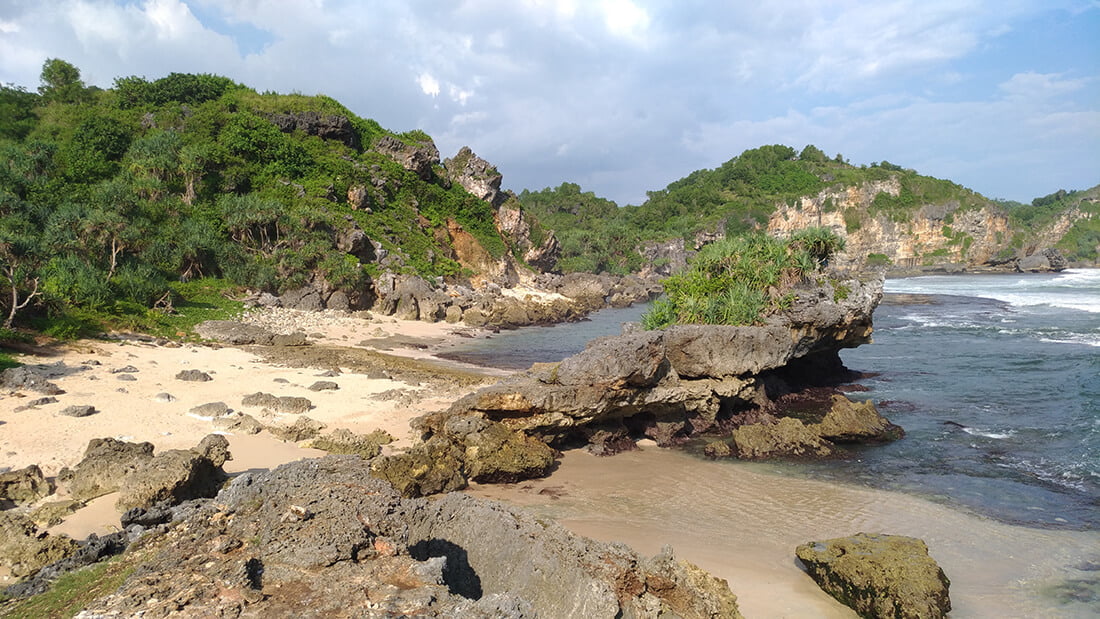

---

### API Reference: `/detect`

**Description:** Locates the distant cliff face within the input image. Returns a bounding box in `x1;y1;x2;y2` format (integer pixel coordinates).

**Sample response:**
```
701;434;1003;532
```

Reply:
768;178;1012;270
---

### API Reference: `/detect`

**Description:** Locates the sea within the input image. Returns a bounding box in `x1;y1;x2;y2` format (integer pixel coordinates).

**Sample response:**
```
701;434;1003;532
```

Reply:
443;268;1100;530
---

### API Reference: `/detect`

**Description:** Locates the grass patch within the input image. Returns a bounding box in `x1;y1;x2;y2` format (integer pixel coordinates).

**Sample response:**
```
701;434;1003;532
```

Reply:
0;557;134;618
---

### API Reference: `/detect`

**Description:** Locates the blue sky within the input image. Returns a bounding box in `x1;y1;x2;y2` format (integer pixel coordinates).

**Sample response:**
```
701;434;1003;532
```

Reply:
1;0;1097;206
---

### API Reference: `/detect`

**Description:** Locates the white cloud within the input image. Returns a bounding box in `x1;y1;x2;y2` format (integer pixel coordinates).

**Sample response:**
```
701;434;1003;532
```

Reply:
417;72;440;97
601;0;650;40
999;71;1089;100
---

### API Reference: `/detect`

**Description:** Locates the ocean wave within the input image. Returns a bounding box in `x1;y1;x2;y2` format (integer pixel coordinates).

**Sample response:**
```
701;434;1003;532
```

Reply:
887;269;1100;313
962;427;1016;439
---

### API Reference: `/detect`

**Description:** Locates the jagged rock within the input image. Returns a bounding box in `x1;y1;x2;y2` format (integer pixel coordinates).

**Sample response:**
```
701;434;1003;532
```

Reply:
77;457;742;617
0;366;64;395
57;438;155;502
267;111;360;150
12;396;58;412
279;286;324;311
374;134;440;180
0;511;79;579
444;146;504;207
370;437;467;497
175;369;212;382
194;320;276;345
189;401;230;418
732;417;833;458
308;380;339;391
796;532;951;619
0;464;52;505
306;428;391;458
115;435;230;512
267;416;327;442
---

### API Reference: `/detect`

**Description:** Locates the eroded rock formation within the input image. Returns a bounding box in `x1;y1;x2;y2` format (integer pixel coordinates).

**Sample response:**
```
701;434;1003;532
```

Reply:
79;456;743;618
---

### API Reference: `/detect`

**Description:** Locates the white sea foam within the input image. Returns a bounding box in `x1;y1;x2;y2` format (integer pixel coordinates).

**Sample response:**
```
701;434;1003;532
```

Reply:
962;427;1016;440
887;268;1100;313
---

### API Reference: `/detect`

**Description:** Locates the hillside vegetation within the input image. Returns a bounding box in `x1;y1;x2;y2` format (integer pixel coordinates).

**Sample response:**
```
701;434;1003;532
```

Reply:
0;60;523;335
521;144;1098;273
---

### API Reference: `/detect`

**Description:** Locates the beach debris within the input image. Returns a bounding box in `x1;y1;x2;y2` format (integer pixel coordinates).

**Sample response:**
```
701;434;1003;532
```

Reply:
175;369;212;382
796;532;951;619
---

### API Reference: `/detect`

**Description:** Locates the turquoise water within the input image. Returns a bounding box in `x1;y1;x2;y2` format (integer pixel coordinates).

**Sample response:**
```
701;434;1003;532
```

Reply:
442;269;1100;529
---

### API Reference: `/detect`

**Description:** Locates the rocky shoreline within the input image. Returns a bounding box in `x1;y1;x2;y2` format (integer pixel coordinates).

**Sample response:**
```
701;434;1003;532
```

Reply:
0;274;962;617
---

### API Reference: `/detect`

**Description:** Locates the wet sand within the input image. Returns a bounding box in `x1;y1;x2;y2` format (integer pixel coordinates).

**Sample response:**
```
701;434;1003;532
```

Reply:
471;446;1099;618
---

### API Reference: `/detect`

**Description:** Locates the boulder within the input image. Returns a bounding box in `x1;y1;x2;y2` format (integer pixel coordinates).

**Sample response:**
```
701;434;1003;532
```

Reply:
57;438;155;502
115;435;230;512
731;417;833;459
212;412;264;435
813;395;903;443
175;369;212;382
189;402;231;418
0;464;52;505
240;392;313;415
1017;248;1067;273
796;532;951;619
58;404;97;417
267;416;327;442
267;111;360;150
461;422;557;484
370;437;467;498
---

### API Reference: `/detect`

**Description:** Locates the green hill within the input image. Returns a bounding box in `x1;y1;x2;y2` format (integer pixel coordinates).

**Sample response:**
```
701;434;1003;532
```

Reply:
0;60;535;335
520;145;1098;273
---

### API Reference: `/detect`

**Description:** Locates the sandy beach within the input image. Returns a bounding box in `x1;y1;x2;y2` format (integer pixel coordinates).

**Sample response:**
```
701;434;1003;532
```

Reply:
3;308;1095;617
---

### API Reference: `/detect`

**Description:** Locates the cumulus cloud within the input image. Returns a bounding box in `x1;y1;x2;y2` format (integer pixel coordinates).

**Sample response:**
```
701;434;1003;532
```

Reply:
0;0;1096;204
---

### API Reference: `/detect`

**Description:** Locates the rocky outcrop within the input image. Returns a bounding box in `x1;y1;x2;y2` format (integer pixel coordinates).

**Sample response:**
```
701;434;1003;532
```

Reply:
57;438;155;502
79;456;742;618
767;178;1011;271
1016;247;1068;272
0;511;79;580
427;276;893;459
267;111;360;150
796;533;951;618
374;134;440;180
445;146;505;208
0;465;52;506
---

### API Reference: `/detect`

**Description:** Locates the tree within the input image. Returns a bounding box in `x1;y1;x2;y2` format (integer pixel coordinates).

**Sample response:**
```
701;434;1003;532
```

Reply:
39;58;87;104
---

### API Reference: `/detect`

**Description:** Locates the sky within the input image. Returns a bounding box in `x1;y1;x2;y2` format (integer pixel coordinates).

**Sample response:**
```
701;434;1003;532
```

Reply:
1;0;1098;206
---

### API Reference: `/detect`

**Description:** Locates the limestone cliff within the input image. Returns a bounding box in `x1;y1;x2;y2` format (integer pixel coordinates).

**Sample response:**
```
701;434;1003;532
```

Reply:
767;178;1012;271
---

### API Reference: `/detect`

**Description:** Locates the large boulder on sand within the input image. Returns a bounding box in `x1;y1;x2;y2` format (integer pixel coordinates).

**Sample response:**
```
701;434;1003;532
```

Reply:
796;532;951;619
370;436;468;498
731;417;833;459
115;435;231;512
57;438;155;502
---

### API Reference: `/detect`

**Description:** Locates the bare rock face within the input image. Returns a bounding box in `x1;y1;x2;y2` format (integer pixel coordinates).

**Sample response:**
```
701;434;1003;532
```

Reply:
374;134;440;180
1017;247;1068;272
796;533;951;619
79;456;742;618
267;111;360;150
57;438;155;502
0;465;52;506
444;146;504;207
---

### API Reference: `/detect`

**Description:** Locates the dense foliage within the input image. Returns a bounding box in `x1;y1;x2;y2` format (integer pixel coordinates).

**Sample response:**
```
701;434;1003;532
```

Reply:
520;144;1016;274
1004;188;1100;262
641;228;845;329
0;59;506;333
